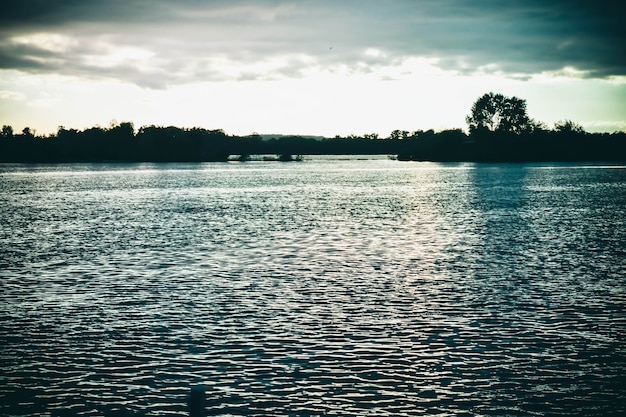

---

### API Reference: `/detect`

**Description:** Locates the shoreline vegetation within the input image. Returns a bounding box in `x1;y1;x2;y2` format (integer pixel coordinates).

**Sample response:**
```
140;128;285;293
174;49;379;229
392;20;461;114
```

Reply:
2;93;625;163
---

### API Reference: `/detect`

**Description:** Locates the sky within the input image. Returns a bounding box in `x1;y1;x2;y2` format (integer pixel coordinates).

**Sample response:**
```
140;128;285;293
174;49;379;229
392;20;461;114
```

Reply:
1;0;625;137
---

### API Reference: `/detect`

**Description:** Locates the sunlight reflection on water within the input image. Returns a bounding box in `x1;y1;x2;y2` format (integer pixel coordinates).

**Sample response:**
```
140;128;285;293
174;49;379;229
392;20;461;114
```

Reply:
1;159;625;416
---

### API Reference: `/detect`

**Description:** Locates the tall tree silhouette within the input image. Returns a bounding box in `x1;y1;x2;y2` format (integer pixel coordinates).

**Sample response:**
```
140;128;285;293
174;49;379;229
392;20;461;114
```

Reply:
466;92;532;134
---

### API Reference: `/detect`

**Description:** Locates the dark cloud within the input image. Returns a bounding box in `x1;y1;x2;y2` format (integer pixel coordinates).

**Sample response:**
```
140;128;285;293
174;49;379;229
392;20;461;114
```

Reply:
0;0;624;87
0;0;168;27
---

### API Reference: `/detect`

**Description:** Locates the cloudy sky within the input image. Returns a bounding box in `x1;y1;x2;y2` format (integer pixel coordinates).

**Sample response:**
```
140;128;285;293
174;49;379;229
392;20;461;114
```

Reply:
1;0;625;137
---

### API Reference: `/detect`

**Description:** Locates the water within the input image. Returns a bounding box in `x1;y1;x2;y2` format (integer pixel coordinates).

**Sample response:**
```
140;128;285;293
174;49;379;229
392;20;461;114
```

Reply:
1;158;625;416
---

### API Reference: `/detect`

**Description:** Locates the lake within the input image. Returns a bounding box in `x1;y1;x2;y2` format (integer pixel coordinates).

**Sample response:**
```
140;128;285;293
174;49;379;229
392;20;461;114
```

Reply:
1;158;625;416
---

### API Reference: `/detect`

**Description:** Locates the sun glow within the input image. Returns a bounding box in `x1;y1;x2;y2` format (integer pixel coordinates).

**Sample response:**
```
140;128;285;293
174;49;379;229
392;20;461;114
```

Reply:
1;50;625;136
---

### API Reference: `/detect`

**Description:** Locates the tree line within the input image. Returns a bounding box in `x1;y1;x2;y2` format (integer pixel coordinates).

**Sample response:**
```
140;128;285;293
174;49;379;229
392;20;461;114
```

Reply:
1;93;625;163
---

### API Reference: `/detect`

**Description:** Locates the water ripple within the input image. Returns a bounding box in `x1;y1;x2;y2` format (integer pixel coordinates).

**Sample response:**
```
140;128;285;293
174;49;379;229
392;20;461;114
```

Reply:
1;161;625;416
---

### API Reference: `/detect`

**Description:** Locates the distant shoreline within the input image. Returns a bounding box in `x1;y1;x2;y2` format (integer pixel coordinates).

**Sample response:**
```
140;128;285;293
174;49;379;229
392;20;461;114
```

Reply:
1;124;625;163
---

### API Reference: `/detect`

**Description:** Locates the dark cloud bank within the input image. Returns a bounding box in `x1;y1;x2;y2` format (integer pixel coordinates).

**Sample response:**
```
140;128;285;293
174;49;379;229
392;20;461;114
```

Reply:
1;0;624;87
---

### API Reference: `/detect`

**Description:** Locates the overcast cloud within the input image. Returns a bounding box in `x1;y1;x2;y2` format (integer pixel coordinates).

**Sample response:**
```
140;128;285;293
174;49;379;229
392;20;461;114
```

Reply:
0;0;624;88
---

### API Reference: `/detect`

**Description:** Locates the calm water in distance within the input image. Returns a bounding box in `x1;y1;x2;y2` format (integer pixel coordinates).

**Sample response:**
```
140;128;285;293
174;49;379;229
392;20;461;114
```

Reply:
1;158;625;416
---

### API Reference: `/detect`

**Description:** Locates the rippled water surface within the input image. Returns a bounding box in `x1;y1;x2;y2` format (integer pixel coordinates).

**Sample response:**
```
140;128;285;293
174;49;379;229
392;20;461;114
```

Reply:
1;159;625;416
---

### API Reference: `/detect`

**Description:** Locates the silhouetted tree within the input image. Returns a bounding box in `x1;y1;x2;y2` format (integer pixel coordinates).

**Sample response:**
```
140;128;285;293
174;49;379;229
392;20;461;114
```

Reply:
1;125;13;138
21;127;34;138
554;119;585;134
466;92;533;134
389;130;410;140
